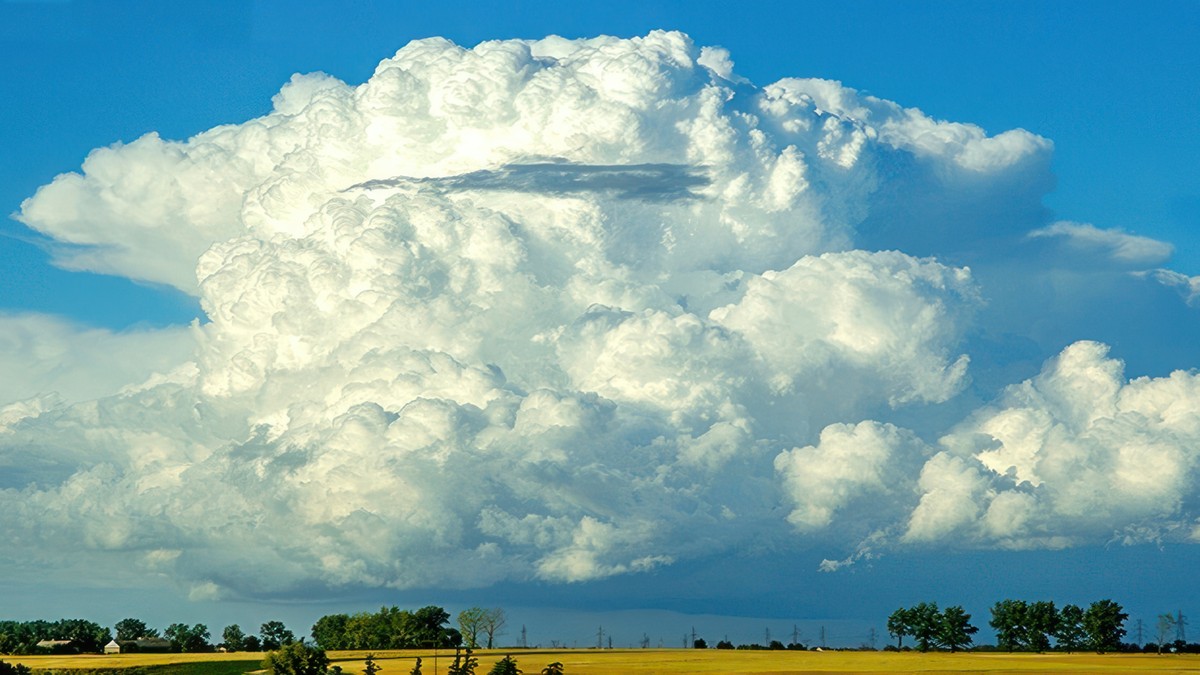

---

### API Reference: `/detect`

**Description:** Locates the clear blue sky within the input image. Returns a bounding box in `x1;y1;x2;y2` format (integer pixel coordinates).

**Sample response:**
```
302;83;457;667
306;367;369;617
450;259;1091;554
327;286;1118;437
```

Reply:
3;0;1200;648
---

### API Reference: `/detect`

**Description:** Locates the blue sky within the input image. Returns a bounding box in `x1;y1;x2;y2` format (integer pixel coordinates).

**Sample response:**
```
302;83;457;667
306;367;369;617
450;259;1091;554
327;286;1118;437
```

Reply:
2;0;1200;648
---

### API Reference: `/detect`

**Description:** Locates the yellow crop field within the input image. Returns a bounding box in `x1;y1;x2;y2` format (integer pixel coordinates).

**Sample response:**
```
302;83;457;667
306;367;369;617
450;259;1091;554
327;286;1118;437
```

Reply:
329;649;1200;674
10;648;1200;674
4;651;257;670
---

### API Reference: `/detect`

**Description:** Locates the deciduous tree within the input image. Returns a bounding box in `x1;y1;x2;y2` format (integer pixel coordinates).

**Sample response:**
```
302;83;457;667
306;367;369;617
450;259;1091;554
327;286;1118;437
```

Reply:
223;625;246;652
1083;600;1127;653
165;623;210;653
1054;605;1086;653
1156;614;1177;654
886;607;912;648
457;608;486;649
938;606;978;652
989;600;1027;652
1025;601;1058;652
261;621;296;651
114;618;156;641
908;602;940;652
480;609;506;650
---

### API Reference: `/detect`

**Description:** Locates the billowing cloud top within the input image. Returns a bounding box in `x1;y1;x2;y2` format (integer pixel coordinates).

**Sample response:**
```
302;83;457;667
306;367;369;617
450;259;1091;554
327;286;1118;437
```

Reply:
3;31;1196;599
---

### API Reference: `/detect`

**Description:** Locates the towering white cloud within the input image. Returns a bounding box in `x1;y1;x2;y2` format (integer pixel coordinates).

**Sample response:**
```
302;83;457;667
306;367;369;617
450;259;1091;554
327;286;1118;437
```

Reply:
3;31;1196;596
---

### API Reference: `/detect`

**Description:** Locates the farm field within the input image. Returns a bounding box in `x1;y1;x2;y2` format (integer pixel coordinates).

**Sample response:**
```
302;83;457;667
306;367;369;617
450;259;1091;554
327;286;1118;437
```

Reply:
9;649;1200;674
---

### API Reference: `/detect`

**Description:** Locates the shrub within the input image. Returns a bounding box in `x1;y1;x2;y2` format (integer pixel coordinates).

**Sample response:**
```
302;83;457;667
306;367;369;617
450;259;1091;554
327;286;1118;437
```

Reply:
263;641;332;675
0;661;31;675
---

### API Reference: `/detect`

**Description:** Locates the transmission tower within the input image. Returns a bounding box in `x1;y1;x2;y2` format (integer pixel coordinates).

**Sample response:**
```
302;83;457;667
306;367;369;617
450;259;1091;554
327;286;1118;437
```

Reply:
1177;610;1188;643
1136;619;1144;646
820;625;826;649
868;627;877;649
596;626;604;649
764;627;771;646
520;625;527;648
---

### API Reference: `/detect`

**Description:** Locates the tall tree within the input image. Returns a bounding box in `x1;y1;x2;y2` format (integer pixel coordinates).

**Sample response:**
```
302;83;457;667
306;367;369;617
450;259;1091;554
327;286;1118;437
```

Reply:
261;621;296;651
938;606;978;652
165;623;210;653
410;607;454;649
312;614;351;651
1083;599;1128;653
480;609;506;649
1025;601;1059;652
54;619;111;653
886;607;912;648
1156;613;1177;654
989;600;1028;652
114;618;156;642
223;625;247;652
1054;605;1086;653
457;608;486;649
908;602;941;653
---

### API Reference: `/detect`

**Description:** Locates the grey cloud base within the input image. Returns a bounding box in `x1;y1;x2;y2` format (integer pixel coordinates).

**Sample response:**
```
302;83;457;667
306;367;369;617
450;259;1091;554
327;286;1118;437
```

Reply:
2;31;1198;600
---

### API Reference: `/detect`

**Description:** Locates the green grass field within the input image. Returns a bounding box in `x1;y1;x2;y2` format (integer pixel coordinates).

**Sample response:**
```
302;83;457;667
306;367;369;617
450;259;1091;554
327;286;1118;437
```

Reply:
10;648;1200;674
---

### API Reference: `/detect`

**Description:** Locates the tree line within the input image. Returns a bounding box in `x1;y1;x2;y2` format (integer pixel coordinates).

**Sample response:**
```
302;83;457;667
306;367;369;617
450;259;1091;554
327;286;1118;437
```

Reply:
311;606;463;650
0;616;301;655
887;599;1130;653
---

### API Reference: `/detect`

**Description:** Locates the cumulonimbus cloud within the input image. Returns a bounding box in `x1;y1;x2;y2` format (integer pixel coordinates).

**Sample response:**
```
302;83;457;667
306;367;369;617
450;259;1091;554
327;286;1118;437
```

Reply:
3;31;1196;597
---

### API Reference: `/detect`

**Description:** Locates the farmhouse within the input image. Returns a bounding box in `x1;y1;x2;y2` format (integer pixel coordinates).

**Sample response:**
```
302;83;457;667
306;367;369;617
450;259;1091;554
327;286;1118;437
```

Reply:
35;639;79;653
105;637;173;653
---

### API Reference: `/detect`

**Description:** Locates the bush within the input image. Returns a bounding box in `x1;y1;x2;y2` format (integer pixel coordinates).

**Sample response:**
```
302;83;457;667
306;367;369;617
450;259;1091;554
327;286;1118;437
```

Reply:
263;641;332;675
0;661;31;675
